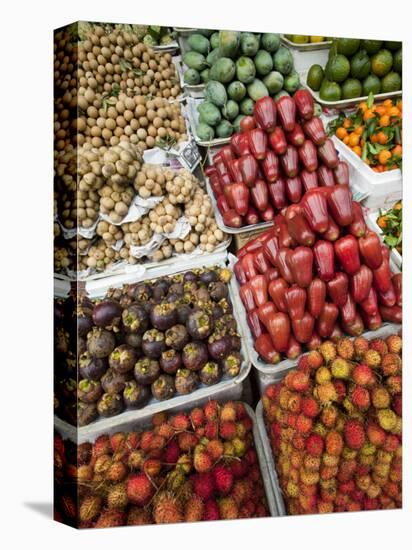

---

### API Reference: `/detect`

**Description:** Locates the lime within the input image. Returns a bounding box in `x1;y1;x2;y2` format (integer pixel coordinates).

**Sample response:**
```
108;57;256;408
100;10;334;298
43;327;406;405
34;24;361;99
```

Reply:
393;49;402;74
307;64;324;91
326;54;350;83
320;80;342;101
291;35;309;44
362;74;381;95
310;36;325;43
381;72;401;93
371;49;393;77
362;40;383;54
385;40;402;51
336;38;361;56
350;50;371;79
341;78;362;99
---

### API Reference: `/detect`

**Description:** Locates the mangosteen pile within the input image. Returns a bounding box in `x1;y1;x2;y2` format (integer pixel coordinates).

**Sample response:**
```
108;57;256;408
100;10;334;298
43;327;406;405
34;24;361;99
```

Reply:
58;267;243;427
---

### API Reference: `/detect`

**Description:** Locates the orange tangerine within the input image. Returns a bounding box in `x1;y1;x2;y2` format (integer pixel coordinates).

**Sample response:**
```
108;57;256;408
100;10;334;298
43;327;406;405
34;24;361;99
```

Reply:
349;134;360;147
391;144;402;157
363;109;375;121
379;115;390;127
378;150;391;165
377;131;388;145
336;127;347;139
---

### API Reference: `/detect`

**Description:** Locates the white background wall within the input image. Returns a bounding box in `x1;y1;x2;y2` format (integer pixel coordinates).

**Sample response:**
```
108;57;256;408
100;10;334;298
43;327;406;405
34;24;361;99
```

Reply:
0;1;410;548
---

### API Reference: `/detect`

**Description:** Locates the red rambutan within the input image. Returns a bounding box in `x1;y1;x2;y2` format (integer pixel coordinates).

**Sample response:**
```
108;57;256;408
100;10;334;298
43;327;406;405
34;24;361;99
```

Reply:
110;432;126;453
164;440;180;464
194;449;213;473
126;473;154;506
325;430;343;456
127;507;152;526
344;419;366;450
206;439;224;461
297;354;311;373
321;405;338;428
296;414;313;434
140;431;154;453
367;422;386;447
170;412;190;431
204;400;219;422
143;458;161;478
94;510;125;528
385;334;402;355
218;496;239;519
93;435;111;458
152;411;168;426
351;385;371;410
219;421;237;440
184;495;204;522
301;396;320;418
203;499;220;521
290;371;310;393
265;384;281;402
193;472;215;500
305;433;324;457
220;402;237;422
204;421;218;439
213;464;234;495
190;407;205;428
306;350;324;369
153;492;183;524
178;432;199;452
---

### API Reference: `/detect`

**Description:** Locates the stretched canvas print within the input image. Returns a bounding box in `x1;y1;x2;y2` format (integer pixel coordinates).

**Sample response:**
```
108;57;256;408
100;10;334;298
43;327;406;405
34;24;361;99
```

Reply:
54;23;402;528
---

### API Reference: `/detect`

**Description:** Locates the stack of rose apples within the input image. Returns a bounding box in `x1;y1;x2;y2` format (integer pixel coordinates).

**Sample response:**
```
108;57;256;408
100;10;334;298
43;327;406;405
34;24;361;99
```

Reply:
233;210;401;364
206;90;351;229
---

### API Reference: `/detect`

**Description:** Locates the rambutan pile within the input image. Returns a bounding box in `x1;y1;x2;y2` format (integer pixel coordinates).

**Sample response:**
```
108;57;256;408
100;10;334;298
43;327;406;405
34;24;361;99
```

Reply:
263;333;402;515
57;400;268;528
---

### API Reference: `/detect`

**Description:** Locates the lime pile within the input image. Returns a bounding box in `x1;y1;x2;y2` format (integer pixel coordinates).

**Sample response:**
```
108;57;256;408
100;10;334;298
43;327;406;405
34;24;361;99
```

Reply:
307;37;402;101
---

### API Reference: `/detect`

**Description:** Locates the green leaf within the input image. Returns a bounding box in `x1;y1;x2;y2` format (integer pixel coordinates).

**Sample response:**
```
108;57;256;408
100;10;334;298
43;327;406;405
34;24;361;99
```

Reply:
361;142;368;161
367;92;374;109
384;234;398;248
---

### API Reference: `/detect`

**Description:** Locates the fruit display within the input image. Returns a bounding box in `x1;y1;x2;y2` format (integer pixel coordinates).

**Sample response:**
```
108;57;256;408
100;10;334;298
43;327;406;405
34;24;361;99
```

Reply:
54;400;269;527
206;90;348;230
139;26;176;48
376;201;402;256
262;332;402;514
328;96;402;170
234;210;402;363
184;30;301;140
54;22;403;530
55;153;227;274
284;35;330;45
307;38;402;101
55;267;245;426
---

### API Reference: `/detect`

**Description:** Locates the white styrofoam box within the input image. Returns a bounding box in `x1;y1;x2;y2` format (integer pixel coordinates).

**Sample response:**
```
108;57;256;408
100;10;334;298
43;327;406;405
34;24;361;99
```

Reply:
332;135;402;209
366;209;402;269
282;40;330;73
299;66;402;115
56;251;252;438
205;176;274;235
186;97;231;148
55;401;278;517
256;320;402;515
255;401;286;516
